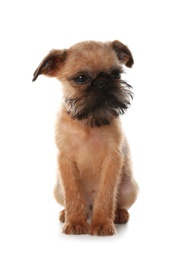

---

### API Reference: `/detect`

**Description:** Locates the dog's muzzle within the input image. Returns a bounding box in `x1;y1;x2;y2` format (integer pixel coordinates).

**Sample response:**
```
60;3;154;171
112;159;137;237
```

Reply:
94;79;109;90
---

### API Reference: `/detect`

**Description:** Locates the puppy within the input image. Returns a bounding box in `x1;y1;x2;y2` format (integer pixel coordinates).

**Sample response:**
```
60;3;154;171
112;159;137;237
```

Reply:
33;40;138;236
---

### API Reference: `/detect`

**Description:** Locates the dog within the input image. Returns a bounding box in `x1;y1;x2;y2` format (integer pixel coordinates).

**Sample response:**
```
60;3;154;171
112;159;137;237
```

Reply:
33;40;138;236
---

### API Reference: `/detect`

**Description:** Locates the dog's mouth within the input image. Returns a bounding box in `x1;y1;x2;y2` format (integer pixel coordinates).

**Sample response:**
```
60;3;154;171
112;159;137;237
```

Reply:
64;81;133;127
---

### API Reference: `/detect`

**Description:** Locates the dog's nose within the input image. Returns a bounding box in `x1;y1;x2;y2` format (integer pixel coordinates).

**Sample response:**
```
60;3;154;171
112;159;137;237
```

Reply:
96;80;108;90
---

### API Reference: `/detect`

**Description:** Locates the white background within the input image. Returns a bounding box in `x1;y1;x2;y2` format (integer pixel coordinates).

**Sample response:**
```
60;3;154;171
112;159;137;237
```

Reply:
0;0;175;259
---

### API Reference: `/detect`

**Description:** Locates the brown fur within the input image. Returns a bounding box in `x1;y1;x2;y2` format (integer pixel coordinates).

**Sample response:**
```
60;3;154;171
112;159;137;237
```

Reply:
33;40;138;236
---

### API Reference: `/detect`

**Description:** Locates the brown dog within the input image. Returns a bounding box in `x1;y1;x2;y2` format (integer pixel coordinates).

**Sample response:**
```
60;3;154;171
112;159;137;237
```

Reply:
33;40;138;236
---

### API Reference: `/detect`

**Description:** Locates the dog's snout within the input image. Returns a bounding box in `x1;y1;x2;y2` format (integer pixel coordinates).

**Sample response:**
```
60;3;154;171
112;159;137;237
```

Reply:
92;72;111;90
94;79;109;90
97;80;108;89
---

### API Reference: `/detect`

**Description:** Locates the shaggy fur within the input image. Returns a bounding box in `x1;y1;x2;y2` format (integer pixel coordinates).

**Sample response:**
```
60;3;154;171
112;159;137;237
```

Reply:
33;40;138;236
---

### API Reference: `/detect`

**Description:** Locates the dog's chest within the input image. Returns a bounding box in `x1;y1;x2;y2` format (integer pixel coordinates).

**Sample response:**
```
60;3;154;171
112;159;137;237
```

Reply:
61;122;109;175
76;131;106;172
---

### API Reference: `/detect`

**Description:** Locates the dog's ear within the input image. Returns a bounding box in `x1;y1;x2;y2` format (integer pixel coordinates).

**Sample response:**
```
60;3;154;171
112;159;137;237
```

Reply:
32;49;67;81
111;40;134;68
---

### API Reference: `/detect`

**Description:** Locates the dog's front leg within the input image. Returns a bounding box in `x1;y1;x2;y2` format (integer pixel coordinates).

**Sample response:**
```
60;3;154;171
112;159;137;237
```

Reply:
58;154;88;235
90;152;123;236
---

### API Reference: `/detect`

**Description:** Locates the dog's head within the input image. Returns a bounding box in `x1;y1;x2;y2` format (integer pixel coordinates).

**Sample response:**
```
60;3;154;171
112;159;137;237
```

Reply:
33;40;134;127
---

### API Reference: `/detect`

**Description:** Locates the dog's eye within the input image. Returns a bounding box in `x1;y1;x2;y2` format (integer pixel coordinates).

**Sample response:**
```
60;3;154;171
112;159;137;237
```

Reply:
74;75;89;83
111;70;121;79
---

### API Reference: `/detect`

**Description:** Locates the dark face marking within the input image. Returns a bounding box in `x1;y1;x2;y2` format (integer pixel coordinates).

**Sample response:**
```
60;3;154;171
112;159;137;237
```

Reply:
65;71;133;127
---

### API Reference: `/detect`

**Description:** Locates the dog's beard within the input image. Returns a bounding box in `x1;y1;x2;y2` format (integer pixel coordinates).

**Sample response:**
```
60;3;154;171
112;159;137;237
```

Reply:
64;81;133;127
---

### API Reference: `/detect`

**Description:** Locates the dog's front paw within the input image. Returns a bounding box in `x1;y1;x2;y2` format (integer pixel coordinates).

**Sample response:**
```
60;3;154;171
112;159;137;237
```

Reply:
89;222;116;236
62;221;88;235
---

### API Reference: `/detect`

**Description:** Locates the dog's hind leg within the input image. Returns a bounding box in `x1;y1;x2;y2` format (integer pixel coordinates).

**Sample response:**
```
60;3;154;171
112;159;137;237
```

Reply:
53;178;64;205
114;138;138;224
54;177;66;223
114;169;138;224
